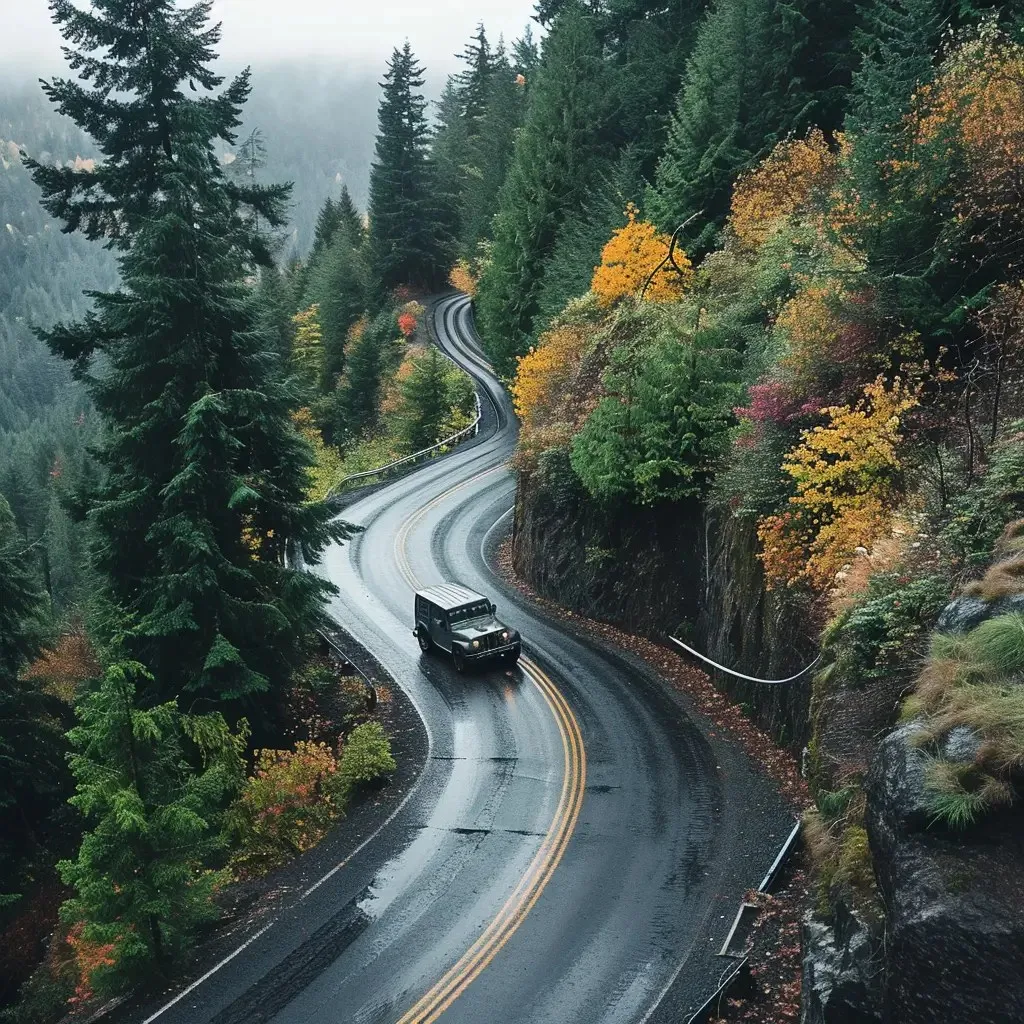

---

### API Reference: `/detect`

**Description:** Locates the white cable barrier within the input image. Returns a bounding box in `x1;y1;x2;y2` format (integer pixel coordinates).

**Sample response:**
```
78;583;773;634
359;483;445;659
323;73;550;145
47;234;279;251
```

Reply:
668;635;822;685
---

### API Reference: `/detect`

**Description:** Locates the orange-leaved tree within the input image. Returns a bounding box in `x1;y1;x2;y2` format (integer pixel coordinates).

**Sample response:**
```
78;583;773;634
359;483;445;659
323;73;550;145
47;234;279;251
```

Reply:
758;376;919;591
511;321;589;428
591;203;692;306
729;129;838;249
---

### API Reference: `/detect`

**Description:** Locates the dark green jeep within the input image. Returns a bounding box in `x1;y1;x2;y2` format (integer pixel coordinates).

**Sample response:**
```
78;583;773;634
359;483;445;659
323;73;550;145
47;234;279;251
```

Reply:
413;583;521;672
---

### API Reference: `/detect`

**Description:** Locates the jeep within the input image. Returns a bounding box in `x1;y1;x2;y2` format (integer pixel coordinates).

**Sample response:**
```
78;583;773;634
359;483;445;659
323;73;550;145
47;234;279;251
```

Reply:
413;583;521;672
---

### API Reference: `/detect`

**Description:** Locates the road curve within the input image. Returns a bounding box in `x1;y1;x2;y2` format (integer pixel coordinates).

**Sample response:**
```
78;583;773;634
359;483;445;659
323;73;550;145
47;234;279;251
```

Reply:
139;295;738;1024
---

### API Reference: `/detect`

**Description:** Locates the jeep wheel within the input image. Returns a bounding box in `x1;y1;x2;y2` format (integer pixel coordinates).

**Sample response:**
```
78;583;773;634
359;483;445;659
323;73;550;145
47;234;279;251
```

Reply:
453;649;466;674
417;630;432;653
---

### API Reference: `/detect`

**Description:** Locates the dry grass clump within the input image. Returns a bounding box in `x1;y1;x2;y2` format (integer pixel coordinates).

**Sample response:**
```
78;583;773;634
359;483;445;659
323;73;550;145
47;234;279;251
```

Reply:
993;518;1024;561
964;552;1024;600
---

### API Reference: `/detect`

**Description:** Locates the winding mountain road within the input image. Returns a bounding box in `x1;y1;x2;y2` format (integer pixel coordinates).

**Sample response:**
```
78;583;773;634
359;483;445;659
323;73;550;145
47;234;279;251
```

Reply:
136;294;780;1024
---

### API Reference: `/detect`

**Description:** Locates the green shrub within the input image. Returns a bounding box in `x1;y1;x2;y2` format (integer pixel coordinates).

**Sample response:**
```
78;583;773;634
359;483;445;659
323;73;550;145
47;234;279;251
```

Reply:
816;786;855;820
828;572;950;688
942;422;1024;571
330;722;396;804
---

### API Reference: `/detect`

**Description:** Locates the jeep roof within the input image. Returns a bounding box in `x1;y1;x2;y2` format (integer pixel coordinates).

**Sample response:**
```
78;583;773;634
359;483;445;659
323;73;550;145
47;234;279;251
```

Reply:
415;583;488;612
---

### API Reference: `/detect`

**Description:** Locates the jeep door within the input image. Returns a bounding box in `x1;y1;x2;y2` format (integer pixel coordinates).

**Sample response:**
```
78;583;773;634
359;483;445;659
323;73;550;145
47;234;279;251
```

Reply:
429;605;450;651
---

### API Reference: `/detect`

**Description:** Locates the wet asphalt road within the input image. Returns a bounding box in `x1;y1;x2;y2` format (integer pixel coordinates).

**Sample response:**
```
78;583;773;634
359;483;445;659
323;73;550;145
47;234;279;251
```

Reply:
140;295;734;1024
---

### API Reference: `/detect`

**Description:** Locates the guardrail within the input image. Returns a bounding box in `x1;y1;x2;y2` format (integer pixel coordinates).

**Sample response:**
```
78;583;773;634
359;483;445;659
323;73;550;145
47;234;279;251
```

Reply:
327;390;482;497
317;626;379;710
686;818;802;1023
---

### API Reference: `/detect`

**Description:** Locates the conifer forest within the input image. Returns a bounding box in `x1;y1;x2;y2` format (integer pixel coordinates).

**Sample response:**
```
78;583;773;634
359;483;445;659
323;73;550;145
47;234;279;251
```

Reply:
4;2;1024;1023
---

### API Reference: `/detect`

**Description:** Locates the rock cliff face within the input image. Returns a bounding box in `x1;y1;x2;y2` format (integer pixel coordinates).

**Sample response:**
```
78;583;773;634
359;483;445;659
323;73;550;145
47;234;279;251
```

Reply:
866;725;1024;1023
801;903;882;1024
511;451;702;637
699;512;817;751
514;467;814;751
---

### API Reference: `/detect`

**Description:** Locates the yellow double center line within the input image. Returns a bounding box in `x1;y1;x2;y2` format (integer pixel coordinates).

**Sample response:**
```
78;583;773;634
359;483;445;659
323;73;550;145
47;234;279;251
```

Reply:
392;465;587;1024
396;654;585;1024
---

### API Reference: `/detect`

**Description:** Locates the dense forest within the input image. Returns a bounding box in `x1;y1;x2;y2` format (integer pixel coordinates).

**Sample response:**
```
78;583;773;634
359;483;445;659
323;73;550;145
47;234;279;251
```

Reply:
6;0;1024;1020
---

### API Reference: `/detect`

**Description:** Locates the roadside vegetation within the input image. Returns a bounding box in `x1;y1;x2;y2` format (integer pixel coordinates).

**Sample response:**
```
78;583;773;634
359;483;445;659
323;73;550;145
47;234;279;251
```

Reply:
8;0;1024;1019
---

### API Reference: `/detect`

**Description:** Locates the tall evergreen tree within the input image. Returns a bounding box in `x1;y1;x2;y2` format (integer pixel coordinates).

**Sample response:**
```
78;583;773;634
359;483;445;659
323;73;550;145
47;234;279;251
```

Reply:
329;311;396;442
335;183;366;244
399;348;453;451
0;494;69;902
27;0;284;265
431;78;472;253
648;0;860;250
30;0;351;712
477;7;609;374
457;23;493;134
310;196;340;259
458;41;529;257
309;183;365;262
307;231;368;392
368;43;452;293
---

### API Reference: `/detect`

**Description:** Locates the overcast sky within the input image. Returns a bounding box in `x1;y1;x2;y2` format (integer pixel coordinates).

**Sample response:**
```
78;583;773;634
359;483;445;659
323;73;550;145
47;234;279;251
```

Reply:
2;0;539;75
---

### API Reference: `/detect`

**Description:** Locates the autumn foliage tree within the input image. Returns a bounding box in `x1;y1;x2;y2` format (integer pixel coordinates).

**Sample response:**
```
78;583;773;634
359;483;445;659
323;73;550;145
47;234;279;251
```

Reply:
590;204;693;306
758;377;919;591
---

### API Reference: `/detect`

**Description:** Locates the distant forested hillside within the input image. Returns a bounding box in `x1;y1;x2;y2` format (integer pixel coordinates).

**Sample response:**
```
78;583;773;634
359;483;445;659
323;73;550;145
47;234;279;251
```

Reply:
0;63;387;612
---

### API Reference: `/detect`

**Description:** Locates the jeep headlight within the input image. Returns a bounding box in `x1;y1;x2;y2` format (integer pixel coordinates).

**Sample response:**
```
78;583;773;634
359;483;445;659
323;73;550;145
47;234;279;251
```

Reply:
502;631;509;640
472;640;480;649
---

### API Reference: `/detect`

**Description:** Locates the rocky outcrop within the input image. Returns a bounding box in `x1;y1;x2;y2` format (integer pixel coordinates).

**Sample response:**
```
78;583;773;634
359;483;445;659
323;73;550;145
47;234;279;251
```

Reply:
514;467;814;752
866;723;1024;1023
801;903;882;1024
512;450;702;638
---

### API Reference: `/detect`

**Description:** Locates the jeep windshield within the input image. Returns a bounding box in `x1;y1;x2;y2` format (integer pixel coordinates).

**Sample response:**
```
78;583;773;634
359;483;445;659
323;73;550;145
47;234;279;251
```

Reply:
449;601;492;625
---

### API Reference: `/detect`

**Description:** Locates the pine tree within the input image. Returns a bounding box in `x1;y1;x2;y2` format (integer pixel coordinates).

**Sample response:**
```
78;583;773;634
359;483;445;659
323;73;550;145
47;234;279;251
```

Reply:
335;183;366;244
0;494;68;902
459;41;529;257
307;232;368;391
477;7;609;374
330;311;396;441
368;43;452;293
309;183;364;262
310;196;340;259
26;0;286;265
648;0;860;250
457;23;493;134
59;661;246;994
431;79;472;253
31;0;352;712
847;0;979;141
399;348;453;451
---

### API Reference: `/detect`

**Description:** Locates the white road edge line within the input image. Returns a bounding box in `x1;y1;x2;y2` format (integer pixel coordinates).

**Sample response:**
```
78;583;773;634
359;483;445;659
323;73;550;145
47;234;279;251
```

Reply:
481;505;515;550
140;923;274;1024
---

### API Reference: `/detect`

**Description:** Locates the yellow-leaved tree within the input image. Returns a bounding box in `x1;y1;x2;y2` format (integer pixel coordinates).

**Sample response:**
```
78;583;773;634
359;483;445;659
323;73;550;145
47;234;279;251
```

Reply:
729;129;838;249
511;321;589;428
758;377;919;591
591;203;692;306
291;407;343;502
291;305;324;393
